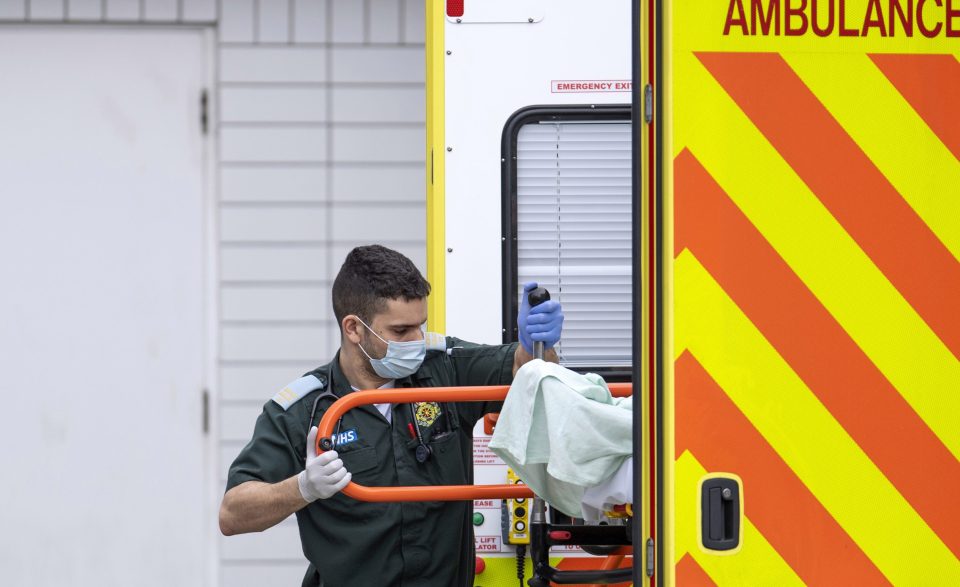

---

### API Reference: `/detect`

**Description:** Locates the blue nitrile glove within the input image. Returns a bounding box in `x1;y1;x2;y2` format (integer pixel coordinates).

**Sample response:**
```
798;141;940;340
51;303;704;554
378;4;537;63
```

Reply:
517;282;564;354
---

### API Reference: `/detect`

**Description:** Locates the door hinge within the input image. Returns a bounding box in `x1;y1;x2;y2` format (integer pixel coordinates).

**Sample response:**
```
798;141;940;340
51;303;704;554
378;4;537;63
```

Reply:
646;537;655;577
202;388;210;434
644;84;653;124
200;89;209;135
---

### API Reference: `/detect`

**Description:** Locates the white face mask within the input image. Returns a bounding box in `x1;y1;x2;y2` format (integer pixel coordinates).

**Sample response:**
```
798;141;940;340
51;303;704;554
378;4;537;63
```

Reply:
355;317;426;379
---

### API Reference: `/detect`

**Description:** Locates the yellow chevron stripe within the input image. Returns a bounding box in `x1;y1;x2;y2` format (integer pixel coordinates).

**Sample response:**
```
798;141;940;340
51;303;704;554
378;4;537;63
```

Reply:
674;250;960;583
784;52;960;263
675;450;803;586
472;557;607;587
671;48;960;462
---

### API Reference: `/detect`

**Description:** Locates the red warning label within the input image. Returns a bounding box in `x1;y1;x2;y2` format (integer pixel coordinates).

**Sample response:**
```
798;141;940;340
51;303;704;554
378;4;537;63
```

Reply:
473;436;501;465
552;80;632;93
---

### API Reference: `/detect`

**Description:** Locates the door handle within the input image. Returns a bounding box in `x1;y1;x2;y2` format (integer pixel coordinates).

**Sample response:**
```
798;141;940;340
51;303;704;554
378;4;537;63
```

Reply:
700;475;742;551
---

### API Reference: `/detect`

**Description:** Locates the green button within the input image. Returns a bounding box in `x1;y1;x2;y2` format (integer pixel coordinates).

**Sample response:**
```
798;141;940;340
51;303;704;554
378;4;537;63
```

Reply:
472;512;485;526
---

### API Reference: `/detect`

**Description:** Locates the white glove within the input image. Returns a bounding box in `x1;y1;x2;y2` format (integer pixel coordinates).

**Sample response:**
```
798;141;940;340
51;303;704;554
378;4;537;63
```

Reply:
298;426;352;503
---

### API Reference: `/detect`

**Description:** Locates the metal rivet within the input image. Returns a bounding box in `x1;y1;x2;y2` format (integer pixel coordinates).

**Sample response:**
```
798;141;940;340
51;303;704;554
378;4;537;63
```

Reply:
447;146;453;152
447;247;453;253
456;18;462;23
528;17;534;23
721;487;733;500
446;50;452;55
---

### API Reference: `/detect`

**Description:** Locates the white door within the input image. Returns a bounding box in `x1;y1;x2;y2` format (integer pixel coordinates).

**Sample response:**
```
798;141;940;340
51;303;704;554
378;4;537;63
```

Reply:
0;27;210;586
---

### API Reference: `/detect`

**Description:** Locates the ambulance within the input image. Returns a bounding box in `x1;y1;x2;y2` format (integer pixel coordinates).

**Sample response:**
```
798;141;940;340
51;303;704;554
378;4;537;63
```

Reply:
419;0;960;584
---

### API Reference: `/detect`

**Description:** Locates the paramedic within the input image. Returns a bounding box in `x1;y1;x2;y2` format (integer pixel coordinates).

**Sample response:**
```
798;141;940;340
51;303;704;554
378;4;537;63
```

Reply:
218;244;564;587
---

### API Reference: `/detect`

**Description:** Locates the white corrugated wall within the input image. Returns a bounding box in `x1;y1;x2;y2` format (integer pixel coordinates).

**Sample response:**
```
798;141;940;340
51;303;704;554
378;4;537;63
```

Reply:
0;1;425;584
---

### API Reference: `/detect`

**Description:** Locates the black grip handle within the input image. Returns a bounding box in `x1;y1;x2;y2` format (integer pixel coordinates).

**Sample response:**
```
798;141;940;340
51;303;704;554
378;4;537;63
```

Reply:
527;287;551;308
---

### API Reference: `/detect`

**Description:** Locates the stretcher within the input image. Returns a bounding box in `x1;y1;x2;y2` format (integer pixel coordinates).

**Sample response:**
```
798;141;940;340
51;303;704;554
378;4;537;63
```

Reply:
315;382;635;585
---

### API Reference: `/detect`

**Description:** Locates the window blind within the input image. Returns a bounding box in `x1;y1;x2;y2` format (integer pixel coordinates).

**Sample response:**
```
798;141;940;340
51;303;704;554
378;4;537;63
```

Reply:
516;121;632;369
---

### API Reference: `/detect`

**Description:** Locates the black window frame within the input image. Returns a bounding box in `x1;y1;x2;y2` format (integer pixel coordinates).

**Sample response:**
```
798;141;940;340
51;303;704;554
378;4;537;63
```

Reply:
500;104;633;381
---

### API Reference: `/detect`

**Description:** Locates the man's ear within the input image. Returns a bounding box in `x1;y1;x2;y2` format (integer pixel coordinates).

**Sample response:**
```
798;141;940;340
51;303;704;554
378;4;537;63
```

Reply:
342;315;363;344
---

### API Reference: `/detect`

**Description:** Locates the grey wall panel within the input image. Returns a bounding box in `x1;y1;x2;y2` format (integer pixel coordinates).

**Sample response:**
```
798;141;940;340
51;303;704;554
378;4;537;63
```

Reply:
66;0;100;19
221;166;328;202
221;87;328;123
332;86;424;123
292;0;327;43
221;324;335;362
221;127;328;163
332;127;423;163
182;0;215;21
220;46;327;82
221;364;322;402
222;285;330;321
29;0;63;20
143;0;177;21
331;165;423;203
105;0;139;20
257;0;290;43
369;0;401;44
220;0;255;42
0;0;26;19
331;0;364;43
332;46;423;83
220;207;329;242
221;246;330;282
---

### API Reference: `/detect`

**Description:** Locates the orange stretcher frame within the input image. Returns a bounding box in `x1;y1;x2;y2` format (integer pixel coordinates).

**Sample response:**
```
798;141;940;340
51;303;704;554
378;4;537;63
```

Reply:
316;383;633;502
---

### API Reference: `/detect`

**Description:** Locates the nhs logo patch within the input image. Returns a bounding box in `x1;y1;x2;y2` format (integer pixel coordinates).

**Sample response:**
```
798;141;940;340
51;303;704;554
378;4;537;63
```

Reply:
334;428;359;447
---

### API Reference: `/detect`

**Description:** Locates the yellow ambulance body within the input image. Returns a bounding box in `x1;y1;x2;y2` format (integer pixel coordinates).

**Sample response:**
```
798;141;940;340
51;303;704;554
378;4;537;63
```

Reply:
425;0;960;584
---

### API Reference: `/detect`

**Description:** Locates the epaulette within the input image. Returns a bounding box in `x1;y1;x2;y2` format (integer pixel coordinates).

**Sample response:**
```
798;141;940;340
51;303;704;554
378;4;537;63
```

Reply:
425;331;447;353
272;373;327;411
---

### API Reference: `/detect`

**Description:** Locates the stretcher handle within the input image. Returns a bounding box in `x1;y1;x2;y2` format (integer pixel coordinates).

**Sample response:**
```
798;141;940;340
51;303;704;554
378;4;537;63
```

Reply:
527;286;550;360
316;383;633;502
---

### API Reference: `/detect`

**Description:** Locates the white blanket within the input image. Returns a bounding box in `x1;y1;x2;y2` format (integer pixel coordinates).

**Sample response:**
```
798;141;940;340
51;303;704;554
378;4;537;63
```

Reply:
488;360;633;517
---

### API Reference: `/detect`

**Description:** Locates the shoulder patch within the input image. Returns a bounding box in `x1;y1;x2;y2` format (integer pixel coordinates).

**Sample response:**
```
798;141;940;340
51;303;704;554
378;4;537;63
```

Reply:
425;331;447;353
272;374;326;410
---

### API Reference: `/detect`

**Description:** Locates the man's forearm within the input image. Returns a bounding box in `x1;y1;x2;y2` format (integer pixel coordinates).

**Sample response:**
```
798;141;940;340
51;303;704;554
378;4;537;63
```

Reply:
512;345;559;376
219;476;307;535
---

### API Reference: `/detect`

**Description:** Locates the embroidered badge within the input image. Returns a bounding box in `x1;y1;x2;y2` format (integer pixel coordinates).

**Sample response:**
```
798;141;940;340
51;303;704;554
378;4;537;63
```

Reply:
333;428;359;448
414;402;441;427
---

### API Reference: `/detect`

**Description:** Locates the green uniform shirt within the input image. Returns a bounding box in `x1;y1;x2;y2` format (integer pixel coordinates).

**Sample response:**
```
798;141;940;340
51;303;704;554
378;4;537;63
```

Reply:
226;337;519;587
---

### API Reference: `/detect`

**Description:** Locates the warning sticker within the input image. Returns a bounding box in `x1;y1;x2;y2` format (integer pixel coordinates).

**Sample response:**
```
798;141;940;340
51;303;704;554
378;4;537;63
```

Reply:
552;80;632;93
473;436;501;465
476;535;502;552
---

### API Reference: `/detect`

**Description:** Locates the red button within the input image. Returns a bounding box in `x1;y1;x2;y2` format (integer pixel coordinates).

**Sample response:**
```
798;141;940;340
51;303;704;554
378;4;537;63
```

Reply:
475;557;486;574
549;530;572;541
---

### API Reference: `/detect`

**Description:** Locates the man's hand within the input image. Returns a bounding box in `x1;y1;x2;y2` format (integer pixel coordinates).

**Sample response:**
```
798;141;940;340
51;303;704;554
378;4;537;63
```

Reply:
298;426;352;503
517;282;564;353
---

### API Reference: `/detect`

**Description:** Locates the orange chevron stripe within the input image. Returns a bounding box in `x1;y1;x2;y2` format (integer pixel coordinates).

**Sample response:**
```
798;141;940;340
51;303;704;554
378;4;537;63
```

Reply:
675;351;890;586
869;54;960;163
676;553;716;586
674;148;960;558
695;51;960;361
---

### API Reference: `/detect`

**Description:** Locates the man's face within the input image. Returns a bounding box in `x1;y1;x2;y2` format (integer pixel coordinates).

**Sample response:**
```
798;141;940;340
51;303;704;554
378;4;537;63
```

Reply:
359;297;428;359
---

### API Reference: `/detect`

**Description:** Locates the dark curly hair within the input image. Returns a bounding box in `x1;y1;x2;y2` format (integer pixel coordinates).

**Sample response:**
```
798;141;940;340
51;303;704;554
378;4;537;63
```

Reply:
332;245;431;329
